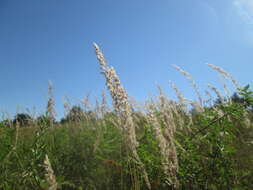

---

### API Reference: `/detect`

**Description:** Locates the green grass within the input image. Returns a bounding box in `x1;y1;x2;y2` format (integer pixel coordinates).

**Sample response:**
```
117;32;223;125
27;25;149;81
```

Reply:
0;86;252;190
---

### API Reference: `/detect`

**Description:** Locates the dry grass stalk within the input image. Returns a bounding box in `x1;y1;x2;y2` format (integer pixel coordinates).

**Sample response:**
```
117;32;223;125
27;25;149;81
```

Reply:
156;87;179;188
44;154;58;190
63;97;71;117
94;97;100;119
93;43;128;114
80;94;94;121
172;65;203;106
204;90;213;106
160;84;188;130
147;106;180;188
206;64;232;101
207;84;225;104
101;90;108;115
188;100;204;113
47;81;56;124
159;85;184;124
219;77;231;102
207;64;240;88
93;43;151;189
82;94;92;111
169;81;187;110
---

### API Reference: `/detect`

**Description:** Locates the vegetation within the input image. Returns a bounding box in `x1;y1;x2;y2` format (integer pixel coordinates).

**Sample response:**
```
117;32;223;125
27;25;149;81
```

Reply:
0;44;252;190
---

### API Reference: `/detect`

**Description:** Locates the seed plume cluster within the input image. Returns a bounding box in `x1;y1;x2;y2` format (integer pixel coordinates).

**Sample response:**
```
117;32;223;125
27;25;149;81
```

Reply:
44;154;57;190
93;43;151;189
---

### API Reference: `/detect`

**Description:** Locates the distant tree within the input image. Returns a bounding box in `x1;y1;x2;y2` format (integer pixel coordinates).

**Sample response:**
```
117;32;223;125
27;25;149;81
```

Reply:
231;92;253;110
61;105;84;123
212;92;249;105
0;119;12;128
213;97;225;105
231;92;243;103
13;113;32;127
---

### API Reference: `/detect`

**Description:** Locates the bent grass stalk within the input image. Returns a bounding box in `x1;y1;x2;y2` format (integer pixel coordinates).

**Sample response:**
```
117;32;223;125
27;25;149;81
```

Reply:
207;84;224;104
172;65;203;106
169;81;187;110
93;43;151;189
207;63;240;88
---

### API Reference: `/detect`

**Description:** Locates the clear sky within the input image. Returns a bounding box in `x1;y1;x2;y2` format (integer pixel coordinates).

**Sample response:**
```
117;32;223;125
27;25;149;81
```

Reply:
0;0;252;119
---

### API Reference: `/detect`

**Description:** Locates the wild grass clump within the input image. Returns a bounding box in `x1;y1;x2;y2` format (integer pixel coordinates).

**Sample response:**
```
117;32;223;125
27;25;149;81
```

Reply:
0;44;252;190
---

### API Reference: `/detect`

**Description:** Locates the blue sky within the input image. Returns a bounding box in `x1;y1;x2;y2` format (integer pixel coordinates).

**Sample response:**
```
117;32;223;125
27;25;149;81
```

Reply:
0;0;252;119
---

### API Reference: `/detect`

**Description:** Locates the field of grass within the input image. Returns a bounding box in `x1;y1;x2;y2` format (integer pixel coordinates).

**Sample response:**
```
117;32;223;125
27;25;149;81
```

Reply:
0;44;252;190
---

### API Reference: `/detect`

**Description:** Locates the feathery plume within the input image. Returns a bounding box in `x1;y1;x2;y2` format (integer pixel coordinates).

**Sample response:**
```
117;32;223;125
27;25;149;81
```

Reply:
207;84;224;104
169;81;187;108
204;90;213;106
93;43;151;189
172;65;203;106
47;81;55;125
63;96;71;117
44;154;57;190
188;100;204;113
207;64;233;101
207;64;240;88
156;86;179;188
82;94;92;111
101;90;107;112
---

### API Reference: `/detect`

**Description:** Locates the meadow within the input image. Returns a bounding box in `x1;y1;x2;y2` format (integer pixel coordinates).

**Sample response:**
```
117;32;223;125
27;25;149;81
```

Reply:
0;44;252;190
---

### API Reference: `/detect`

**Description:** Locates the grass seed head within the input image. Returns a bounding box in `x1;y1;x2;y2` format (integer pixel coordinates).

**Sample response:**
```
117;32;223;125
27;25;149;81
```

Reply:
44;154;57;190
